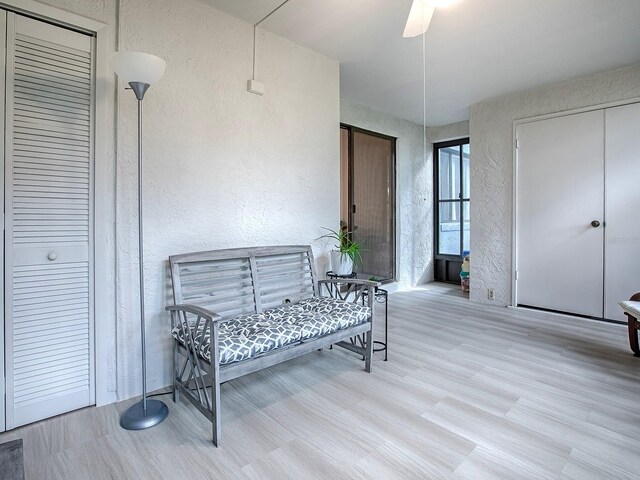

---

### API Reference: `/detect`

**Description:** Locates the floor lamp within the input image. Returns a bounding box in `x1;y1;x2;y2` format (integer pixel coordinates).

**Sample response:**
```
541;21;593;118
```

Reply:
112;51;169;430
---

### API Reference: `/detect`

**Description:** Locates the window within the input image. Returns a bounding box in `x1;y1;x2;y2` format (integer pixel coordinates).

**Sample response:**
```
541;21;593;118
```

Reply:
434;138;470;282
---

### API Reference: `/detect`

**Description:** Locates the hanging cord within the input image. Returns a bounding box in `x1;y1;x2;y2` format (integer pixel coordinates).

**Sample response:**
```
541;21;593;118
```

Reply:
422;18;427;171
252;0;292;80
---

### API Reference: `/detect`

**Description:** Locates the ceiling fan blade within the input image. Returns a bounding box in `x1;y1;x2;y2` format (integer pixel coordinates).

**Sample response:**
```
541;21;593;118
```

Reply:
403;0;435;38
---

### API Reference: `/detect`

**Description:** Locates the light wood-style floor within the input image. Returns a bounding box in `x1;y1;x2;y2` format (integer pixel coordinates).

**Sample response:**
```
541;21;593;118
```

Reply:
1;285;639;479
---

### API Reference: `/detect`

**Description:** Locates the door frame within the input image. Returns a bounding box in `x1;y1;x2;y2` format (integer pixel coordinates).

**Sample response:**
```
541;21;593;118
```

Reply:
340;123;397;282
433;137;470;284
511;97;640;310
0;0;115;430
0;8;5;433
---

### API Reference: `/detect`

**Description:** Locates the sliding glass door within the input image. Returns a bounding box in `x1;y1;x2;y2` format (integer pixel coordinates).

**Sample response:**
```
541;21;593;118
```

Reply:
434;138;470;283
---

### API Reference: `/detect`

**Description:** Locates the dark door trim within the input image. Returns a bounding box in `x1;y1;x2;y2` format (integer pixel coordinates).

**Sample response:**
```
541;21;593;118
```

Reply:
340;123;397;282
433;137;470;283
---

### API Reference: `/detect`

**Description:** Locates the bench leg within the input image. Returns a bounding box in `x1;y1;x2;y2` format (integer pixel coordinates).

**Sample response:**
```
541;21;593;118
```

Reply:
173;386;180;403
212;377;221;446
627;314;640;357
211;323;222;446
364;328;373;373
173;341;180;403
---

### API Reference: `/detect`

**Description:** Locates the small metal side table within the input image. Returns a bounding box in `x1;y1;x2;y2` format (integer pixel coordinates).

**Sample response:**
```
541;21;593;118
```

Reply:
325;271;389;361
325;271;357;286
324;271;359;303
363;287;388;361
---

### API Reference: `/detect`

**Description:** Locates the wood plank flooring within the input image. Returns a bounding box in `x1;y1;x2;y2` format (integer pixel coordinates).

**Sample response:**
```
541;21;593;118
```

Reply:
1;285;639;479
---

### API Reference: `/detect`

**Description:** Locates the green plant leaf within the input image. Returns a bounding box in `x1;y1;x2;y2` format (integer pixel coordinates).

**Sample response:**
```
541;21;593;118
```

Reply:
317;226;363;265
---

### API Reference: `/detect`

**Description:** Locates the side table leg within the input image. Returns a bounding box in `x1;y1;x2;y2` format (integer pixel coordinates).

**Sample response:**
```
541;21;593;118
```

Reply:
384;294;388;361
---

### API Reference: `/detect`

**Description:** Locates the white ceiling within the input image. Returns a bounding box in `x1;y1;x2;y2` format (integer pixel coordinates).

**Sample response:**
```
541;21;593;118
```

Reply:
199;0;640;126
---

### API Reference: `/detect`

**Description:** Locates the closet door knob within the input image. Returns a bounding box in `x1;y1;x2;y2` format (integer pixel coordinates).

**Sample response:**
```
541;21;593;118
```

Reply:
591;220;600;228
48;252;58;261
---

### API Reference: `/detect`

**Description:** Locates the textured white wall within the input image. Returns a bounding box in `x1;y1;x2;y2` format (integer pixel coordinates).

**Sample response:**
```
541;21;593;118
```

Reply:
33;0;339;400
428;121;469;143
469;64;640;306
34;0;114;24
340;99;432;288
115;0;340;398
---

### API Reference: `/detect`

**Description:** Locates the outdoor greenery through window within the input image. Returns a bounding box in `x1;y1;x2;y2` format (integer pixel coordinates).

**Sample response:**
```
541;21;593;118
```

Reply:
435;138;470;256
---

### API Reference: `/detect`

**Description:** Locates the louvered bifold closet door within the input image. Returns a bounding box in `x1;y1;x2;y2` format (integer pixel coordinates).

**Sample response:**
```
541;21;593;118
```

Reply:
4;13;95;428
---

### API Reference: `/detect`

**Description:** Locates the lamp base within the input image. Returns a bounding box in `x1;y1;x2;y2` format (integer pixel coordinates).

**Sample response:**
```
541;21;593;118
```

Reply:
120;399;168;430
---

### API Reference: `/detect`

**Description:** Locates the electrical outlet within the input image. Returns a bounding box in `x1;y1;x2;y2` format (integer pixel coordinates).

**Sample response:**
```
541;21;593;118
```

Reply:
488;288;495;301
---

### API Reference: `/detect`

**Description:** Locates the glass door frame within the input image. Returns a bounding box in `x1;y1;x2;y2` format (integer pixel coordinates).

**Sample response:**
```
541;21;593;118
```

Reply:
433;137;470;283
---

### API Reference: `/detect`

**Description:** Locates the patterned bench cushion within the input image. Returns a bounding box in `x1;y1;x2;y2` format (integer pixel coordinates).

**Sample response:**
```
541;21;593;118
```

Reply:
171;297;371;365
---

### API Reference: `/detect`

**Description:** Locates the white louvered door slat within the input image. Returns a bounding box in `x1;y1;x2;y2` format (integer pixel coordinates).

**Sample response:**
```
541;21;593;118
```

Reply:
5;13;95;429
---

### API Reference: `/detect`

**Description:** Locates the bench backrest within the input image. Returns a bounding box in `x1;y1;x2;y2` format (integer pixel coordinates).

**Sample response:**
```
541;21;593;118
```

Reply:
169;245;319;320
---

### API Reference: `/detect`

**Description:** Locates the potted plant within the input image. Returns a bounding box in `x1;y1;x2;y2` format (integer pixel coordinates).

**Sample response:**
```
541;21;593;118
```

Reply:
319;226;362;275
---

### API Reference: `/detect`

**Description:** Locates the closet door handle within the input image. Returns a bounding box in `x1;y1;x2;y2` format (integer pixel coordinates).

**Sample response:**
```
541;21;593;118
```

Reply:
48;252;58;261
591;220;600;228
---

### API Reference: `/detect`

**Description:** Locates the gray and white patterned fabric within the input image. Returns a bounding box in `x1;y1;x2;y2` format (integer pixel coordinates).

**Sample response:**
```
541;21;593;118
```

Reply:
171;297;371;365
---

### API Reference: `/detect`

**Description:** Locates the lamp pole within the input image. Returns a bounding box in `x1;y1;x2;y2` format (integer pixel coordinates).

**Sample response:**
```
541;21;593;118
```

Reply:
112;52;169;431
133;82;149;414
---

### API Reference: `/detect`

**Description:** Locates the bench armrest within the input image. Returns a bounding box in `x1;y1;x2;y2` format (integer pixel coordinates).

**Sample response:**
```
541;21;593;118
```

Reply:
165;304;223;322
166;304;223;370
318;278;380;288
166;304;225;349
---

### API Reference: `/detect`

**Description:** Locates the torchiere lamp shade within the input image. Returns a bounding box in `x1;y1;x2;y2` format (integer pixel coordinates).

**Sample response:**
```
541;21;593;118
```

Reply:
110;51;166;85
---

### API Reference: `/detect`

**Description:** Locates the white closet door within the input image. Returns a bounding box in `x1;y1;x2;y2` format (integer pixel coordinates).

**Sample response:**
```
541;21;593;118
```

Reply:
604;102;640;321
516;110;605;317
4;13;94;428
